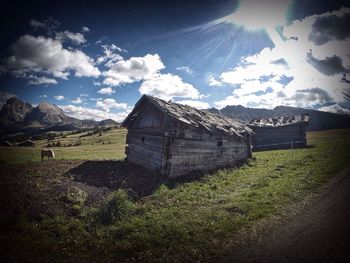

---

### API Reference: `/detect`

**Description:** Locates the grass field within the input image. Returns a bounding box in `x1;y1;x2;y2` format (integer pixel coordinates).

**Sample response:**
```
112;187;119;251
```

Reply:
0;128;127;163
1;128;350;262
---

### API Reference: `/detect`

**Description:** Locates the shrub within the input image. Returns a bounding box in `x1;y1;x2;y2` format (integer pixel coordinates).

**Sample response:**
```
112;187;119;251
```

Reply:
66;187;88;205
96;190;136;225
47;132;57;141
73;140;82;146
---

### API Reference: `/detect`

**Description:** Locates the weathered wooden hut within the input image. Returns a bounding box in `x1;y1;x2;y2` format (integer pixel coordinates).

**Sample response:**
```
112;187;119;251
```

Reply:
17;139;35;147
248;114;309;151
123;95;253;178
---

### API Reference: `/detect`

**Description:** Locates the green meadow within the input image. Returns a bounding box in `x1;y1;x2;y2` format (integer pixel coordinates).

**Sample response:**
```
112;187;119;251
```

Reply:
1;128;350;262
0;128;127;163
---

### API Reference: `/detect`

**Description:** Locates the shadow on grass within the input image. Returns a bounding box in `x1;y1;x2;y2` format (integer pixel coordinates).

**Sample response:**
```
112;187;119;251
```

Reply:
66;160;249;197
253;144;314;152
66;160;166;197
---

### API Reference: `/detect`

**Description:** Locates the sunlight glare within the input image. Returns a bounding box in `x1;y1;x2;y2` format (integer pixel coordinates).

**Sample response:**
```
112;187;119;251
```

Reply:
218;0;290;31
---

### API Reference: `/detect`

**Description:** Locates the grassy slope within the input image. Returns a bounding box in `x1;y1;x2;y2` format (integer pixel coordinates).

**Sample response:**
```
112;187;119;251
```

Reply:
1;128;350;262
0;128;127;163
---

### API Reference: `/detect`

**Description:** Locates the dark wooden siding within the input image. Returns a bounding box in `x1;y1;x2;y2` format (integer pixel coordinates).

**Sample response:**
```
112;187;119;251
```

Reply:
126;131;164;171
251;122;308;151
131;104;178;128
166;137;248;178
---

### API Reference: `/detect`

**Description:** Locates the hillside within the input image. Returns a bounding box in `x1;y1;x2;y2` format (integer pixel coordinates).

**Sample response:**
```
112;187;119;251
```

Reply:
0;98;120;135
208;105;350;131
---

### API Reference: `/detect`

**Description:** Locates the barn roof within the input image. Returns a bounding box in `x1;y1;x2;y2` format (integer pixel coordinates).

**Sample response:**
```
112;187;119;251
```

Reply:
17;139;35;146
123;95;252;139
248;114;309;127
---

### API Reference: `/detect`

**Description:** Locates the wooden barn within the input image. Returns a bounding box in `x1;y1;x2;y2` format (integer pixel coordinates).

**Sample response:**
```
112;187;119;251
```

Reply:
248;114;309;151
17;139;35;147
123;95;253;178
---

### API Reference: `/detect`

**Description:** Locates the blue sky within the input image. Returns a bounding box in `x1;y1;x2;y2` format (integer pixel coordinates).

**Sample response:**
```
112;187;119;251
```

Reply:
0;0;350;121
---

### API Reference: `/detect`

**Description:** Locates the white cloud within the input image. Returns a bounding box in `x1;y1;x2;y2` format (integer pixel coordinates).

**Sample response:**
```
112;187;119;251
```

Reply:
97;87;115;95
176;66;193;74
207;75;223;87
29;18;60;31
30;18;86;45
60;104;131;122
96;98;128;111
54;95;65;101
71;97;83;104
215;92;278;109
232;80;283;97
2;35;100;83
56;31;86;45
80;93;89;97
102;54;165;86
28;75;58;85
139;73;201;100
318;104;350;115
39;94;47;98
96;44;124;66
215;7;350;110
176;100;210;109
82;26;90;33
30;19;46;29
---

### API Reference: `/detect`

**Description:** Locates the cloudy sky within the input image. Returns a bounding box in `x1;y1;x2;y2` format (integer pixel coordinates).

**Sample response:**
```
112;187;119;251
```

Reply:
0;0;350;121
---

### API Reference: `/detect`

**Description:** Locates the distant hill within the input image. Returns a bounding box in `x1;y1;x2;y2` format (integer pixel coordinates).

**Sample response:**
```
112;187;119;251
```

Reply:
208;105;350;131
0;98;120;135
98;119;119;126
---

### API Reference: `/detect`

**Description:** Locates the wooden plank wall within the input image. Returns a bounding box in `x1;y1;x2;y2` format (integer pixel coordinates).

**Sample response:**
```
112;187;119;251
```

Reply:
131;104;178;128
252;122;308;149
167;137;248;178
126;132;164;171
125;103;252;177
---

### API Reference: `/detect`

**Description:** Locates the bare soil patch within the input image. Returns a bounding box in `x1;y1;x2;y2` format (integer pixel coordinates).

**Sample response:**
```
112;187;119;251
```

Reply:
0;160;162;223
66;160;163;197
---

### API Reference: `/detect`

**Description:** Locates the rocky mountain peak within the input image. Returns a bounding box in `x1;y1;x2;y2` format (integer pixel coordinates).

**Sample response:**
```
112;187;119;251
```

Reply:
0;97;33;127
0;97;120;134
37;102;64;115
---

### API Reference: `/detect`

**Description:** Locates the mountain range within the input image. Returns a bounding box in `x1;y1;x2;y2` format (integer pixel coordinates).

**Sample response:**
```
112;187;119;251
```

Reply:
1;97;350;135
0;97;119;135
208;105;350;131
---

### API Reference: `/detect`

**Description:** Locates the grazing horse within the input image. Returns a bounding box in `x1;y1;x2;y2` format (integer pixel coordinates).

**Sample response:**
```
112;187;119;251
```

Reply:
41;149;55;161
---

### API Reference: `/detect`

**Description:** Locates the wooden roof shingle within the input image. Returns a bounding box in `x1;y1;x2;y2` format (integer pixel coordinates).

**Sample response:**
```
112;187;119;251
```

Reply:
123;95;252;139
248;114;309;127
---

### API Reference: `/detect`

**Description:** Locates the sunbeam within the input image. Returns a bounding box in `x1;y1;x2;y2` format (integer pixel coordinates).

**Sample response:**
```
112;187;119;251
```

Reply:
212;0;291;46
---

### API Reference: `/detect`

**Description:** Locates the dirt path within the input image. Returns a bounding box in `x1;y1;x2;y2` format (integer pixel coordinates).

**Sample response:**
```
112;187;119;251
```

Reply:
219;168;350;263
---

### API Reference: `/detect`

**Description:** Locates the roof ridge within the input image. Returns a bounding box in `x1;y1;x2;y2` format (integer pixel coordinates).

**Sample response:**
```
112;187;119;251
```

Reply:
124;95;253;139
